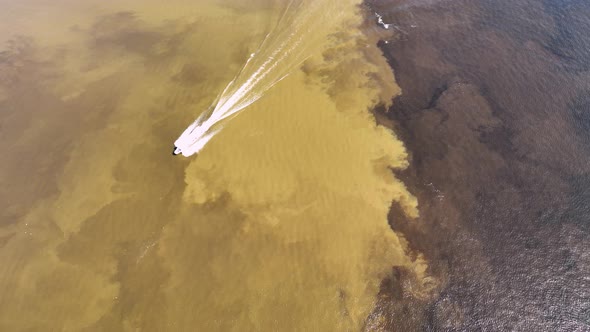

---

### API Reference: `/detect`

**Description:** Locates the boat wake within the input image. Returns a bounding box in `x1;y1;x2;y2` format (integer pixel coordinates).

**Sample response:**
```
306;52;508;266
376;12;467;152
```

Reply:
173;0;340;157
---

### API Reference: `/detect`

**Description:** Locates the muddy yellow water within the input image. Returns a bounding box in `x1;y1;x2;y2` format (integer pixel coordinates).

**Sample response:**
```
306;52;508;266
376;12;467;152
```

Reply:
0;0;421;330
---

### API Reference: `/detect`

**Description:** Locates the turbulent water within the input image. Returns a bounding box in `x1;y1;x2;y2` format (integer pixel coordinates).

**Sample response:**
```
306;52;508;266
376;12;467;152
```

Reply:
0;0;426;330
174;0;349;156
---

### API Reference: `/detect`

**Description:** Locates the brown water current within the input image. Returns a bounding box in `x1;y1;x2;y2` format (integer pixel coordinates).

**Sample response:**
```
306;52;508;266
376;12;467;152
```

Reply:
0;0;426;330
366;0;590;331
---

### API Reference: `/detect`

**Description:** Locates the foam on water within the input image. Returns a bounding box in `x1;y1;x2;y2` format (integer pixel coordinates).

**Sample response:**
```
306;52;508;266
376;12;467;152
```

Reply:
173;0;342;156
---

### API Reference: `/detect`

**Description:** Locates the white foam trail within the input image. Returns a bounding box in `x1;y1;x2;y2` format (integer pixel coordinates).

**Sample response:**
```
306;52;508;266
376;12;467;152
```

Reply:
173;0;339;157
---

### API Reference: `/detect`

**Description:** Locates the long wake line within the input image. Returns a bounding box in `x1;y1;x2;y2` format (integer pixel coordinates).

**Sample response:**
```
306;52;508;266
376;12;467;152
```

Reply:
172;0;340;157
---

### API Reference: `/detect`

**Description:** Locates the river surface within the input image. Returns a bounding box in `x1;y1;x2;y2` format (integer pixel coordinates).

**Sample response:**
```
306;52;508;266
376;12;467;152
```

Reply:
0;0;427;331
367;0;590;331
2;0;590;331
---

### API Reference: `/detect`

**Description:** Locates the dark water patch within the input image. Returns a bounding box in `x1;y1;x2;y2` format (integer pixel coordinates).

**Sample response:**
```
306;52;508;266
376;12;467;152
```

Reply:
87;11;205;69
0;233;16;249
568;90;590;149
366;0;590;330
172;63;209;86
0;34;135;229
564;174;590;232
542;0;590;72
90;12;163;55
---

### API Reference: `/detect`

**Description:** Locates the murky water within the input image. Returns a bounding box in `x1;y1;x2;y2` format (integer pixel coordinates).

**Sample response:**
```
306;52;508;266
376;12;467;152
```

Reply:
0;0;425;330
367;0;590;331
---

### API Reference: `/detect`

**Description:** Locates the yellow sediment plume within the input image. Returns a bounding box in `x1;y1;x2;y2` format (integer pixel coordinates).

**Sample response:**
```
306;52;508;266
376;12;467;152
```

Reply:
0;0;426;330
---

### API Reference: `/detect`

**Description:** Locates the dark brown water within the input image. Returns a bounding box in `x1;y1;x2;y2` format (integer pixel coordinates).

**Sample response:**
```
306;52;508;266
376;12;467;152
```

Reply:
365;0;590;330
